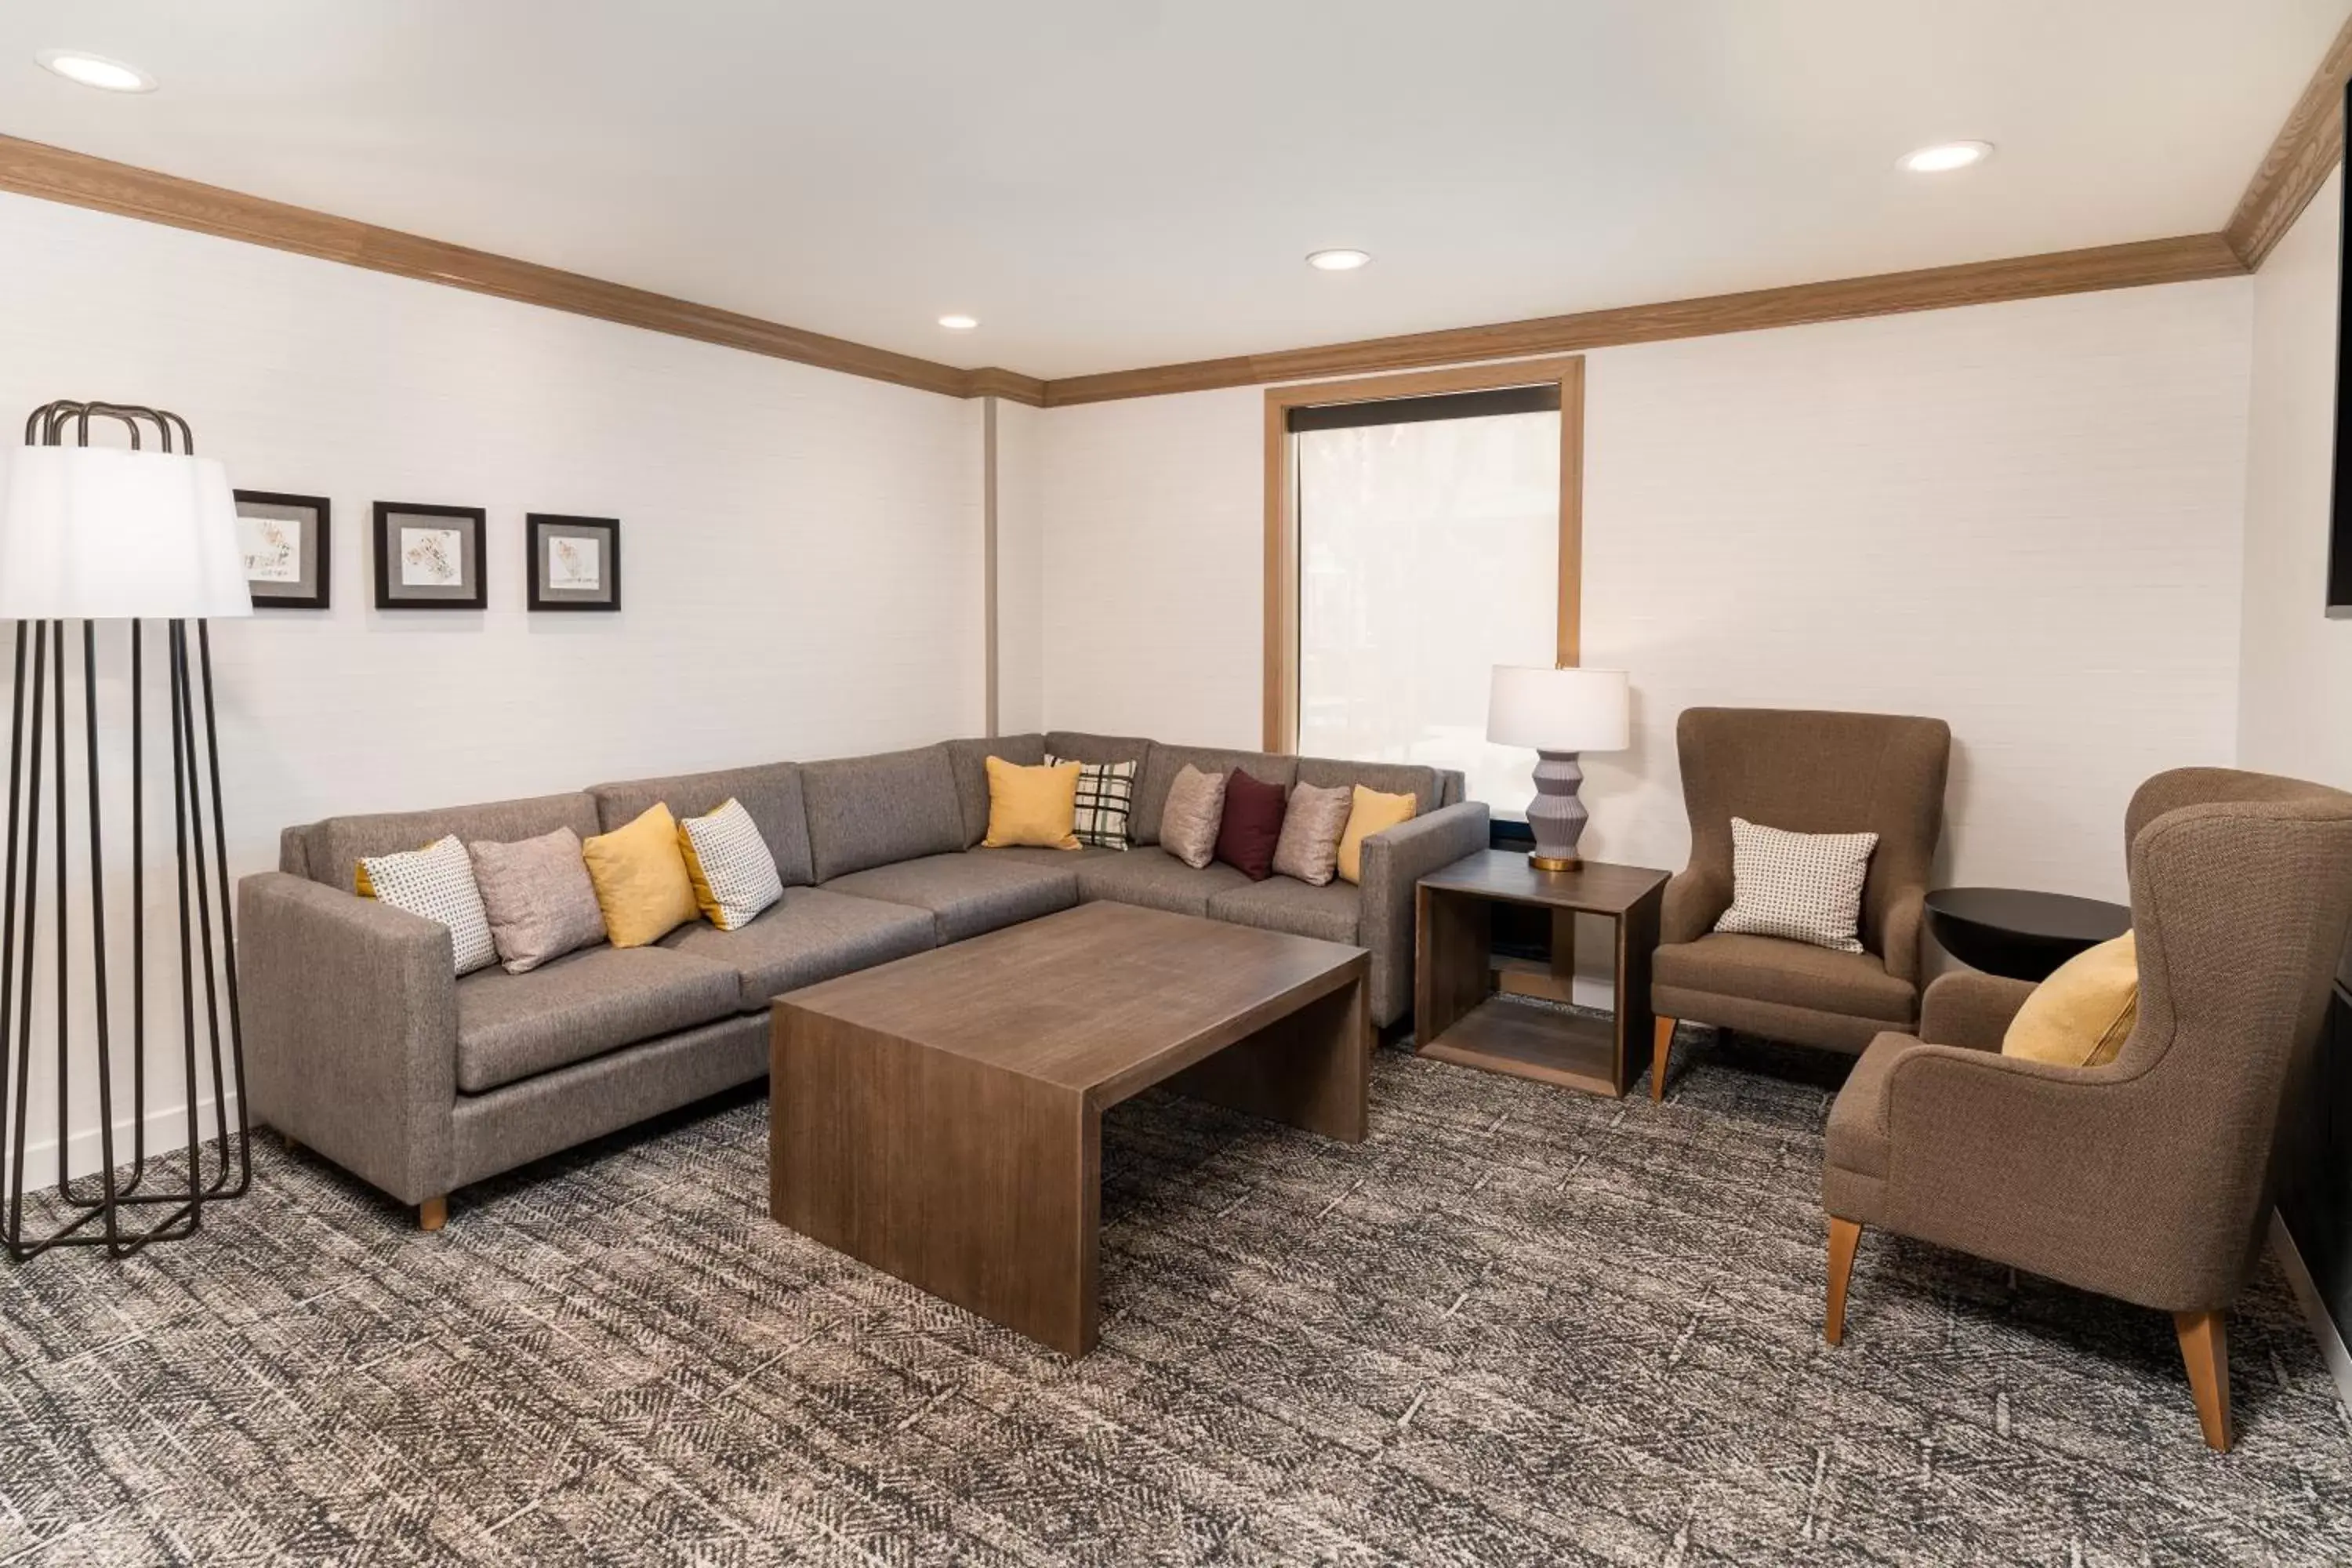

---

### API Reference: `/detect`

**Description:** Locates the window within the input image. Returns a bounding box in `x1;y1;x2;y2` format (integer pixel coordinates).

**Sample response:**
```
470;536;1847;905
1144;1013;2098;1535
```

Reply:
1265;359;1584;818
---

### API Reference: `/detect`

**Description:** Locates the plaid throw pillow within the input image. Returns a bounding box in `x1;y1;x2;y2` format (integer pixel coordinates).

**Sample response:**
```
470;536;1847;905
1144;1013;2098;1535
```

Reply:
1713;817;1878;953
1047;754;1136;851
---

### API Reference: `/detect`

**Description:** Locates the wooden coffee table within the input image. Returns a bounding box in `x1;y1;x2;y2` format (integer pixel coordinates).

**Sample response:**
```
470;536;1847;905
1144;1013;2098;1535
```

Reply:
769;900;1370;1356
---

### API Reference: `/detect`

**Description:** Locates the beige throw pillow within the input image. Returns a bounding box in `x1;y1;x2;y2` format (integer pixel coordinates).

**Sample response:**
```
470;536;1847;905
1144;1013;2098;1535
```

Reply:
1159;764;1228;869
468;828;606;974
1272;782;1352;886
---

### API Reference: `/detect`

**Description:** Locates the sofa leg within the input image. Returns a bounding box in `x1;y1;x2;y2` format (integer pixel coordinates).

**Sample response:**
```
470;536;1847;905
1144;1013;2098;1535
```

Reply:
2175;1310;2232;1452
418;1196;448;1232
1825;1217;1861;1345
1650;1016;1677;1102
281;1131;300;1156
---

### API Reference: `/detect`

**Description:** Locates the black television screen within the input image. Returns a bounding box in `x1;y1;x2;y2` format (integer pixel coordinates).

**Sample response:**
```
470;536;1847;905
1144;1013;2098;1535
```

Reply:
2332;76;2352;614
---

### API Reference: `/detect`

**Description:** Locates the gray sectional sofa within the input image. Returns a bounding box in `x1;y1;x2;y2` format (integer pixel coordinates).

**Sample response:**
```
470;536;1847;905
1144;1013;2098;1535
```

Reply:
239;731;1487;1223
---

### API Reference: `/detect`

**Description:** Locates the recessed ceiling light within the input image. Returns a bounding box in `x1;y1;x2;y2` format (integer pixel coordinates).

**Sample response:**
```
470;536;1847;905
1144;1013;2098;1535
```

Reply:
938;314;978;332
36;49;155;93
1306;249;1371;272
1899;141;1993;174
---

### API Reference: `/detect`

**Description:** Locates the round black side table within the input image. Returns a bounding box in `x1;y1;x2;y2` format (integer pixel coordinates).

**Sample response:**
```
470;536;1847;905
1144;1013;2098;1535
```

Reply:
1923;887;2131;982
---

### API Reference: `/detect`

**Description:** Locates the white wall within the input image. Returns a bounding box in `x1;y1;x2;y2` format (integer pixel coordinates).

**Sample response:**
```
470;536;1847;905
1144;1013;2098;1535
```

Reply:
0;191;985;1185
2238;168;2350;786
993;396;1047;734
1040;386;1266;745
1038;281;2255;902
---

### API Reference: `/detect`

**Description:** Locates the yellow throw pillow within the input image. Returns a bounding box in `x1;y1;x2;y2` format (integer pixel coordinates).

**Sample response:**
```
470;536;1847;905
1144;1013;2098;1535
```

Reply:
982;757;1082;851
1334;786;1417;886
580;803;699;947
2002;931;2139;1067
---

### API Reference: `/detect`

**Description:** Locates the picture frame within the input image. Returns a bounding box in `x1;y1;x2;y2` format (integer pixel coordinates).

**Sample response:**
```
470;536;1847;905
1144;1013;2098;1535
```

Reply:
526;514;621;612
373;503;487;610
233;490;331;610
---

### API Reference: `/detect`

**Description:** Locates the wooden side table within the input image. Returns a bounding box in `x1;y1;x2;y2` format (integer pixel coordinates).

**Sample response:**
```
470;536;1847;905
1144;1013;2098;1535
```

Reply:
1414;850;1669;1098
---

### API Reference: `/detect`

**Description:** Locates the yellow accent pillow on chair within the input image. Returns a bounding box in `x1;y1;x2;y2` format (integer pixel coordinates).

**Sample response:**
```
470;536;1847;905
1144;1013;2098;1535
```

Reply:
581;803;700;947
981;757;1082;850
1335;786;1417;885
2002;931;2139;1067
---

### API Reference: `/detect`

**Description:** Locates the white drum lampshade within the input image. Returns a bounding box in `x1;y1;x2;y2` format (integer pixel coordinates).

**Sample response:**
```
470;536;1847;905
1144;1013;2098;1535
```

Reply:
1487;666;1630;872
0;444;252;620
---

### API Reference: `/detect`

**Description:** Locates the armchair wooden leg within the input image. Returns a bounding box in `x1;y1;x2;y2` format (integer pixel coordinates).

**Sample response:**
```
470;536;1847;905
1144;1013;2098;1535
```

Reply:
1650;1016;1677;1102
1824;1218;1862;1345
2174;1310;2232;1452
418;1196;448;1232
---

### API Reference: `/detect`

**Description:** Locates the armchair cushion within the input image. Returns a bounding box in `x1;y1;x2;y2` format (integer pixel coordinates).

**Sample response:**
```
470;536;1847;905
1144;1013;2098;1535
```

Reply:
1715;818;1875;953
1654;932;1915;1024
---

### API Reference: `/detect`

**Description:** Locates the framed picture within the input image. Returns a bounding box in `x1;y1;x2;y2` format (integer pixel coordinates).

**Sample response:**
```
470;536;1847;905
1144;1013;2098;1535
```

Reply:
373;503;486;610
234;490;331;609
527;514;620;612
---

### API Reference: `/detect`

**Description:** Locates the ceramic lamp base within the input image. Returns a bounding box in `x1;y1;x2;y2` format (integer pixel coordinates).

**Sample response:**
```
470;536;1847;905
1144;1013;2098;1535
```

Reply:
1526;750;1589;873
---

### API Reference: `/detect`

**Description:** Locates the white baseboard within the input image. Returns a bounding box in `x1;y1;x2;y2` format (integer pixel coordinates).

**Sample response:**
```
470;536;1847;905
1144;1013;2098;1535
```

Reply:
2270;1209;2352;1407
10;1095;239;1192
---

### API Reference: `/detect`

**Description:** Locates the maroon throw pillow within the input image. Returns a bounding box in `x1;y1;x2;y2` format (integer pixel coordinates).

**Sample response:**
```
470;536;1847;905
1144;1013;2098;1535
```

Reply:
1214;769;1289;881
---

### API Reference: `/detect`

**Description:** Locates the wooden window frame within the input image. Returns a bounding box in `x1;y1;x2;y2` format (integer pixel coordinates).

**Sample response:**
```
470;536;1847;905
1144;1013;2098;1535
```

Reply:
1261;356;1587;752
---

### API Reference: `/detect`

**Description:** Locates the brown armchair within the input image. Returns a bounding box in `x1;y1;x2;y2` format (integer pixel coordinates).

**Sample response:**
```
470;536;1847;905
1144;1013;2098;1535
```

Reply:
1821;768;2352;1452
1650;707;1952;1100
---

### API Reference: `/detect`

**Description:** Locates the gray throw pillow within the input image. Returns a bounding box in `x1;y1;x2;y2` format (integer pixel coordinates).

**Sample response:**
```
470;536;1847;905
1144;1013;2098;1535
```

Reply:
1713;817;1878;953
468;827;608;974
1158;764;1228;869
1271;781;1352;886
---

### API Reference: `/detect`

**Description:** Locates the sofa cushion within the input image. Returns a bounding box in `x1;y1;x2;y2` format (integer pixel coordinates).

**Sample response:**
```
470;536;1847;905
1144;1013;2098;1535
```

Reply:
1207;878;1362;946
1134;746;1296;848
455;944;742;1093
1214;768;1288;880
800;745;967;881
663;886;935;1011
1044;731;1152;768
1076;851;1250;916
589;762;813;887
314;792;601;896
1297;757;1445;818
822;852;1079;944
1653;932;1915;1023
945;734;1046;848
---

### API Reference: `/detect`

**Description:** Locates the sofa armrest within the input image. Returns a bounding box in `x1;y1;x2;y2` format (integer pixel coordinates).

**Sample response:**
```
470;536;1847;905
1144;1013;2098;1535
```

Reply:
1918;970;2036;1052
237;871;459;1206
1661;866;1731;946
1359;800;1490;1028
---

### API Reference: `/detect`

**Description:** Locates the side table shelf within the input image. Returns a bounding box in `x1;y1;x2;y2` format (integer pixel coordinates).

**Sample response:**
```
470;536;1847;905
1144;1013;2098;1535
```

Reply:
1413;851;1668;1098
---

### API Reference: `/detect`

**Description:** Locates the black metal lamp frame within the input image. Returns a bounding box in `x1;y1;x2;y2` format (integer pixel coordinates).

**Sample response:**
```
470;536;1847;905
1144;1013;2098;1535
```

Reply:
1;400;249;1260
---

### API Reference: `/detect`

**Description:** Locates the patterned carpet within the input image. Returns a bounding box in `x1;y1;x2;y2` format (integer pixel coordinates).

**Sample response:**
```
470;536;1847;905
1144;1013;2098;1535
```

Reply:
3;1025;2349;1566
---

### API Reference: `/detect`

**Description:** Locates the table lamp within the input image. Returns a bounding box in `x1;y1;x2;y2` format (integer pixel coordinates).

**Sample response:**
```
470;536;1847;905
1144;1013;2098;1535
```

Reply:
0;401;253;1260
1487;666;1630;873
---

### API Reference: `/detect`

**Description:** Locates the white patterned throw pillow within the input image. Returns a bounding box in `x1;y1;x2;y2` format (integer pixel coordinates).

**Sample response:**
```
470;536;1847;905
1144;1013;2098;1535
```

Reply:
678;798;785;931
356;835;498;975
1713;817;1878;953
1047;754;1136;851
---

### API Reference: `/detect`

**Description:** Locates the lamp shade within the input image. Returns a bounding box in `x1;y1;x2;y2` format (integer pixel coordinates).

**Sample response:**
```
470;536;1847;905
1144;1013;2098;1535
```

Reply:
0;445;252;619
1487;666;1630;753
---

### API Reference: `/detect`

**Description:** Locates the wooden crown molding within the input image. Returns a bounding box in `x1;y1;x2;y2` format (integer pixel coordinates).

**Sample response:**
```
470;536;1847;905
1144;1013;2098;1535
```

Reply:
2225;12;2352;269
1038;234;2246;405
0;133;993;401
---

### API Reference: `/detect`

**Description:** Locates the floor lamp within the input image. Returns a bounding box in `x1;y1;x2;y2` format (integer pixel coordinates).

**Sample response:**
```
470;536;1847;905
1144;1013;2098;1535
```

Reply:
0;401;253;1260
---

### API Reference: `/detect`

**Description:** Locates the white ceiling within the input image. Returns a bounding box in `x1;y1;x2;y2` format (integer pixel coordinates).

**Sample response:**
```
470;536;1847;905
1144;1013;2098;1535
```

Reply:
1;1;2344;380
